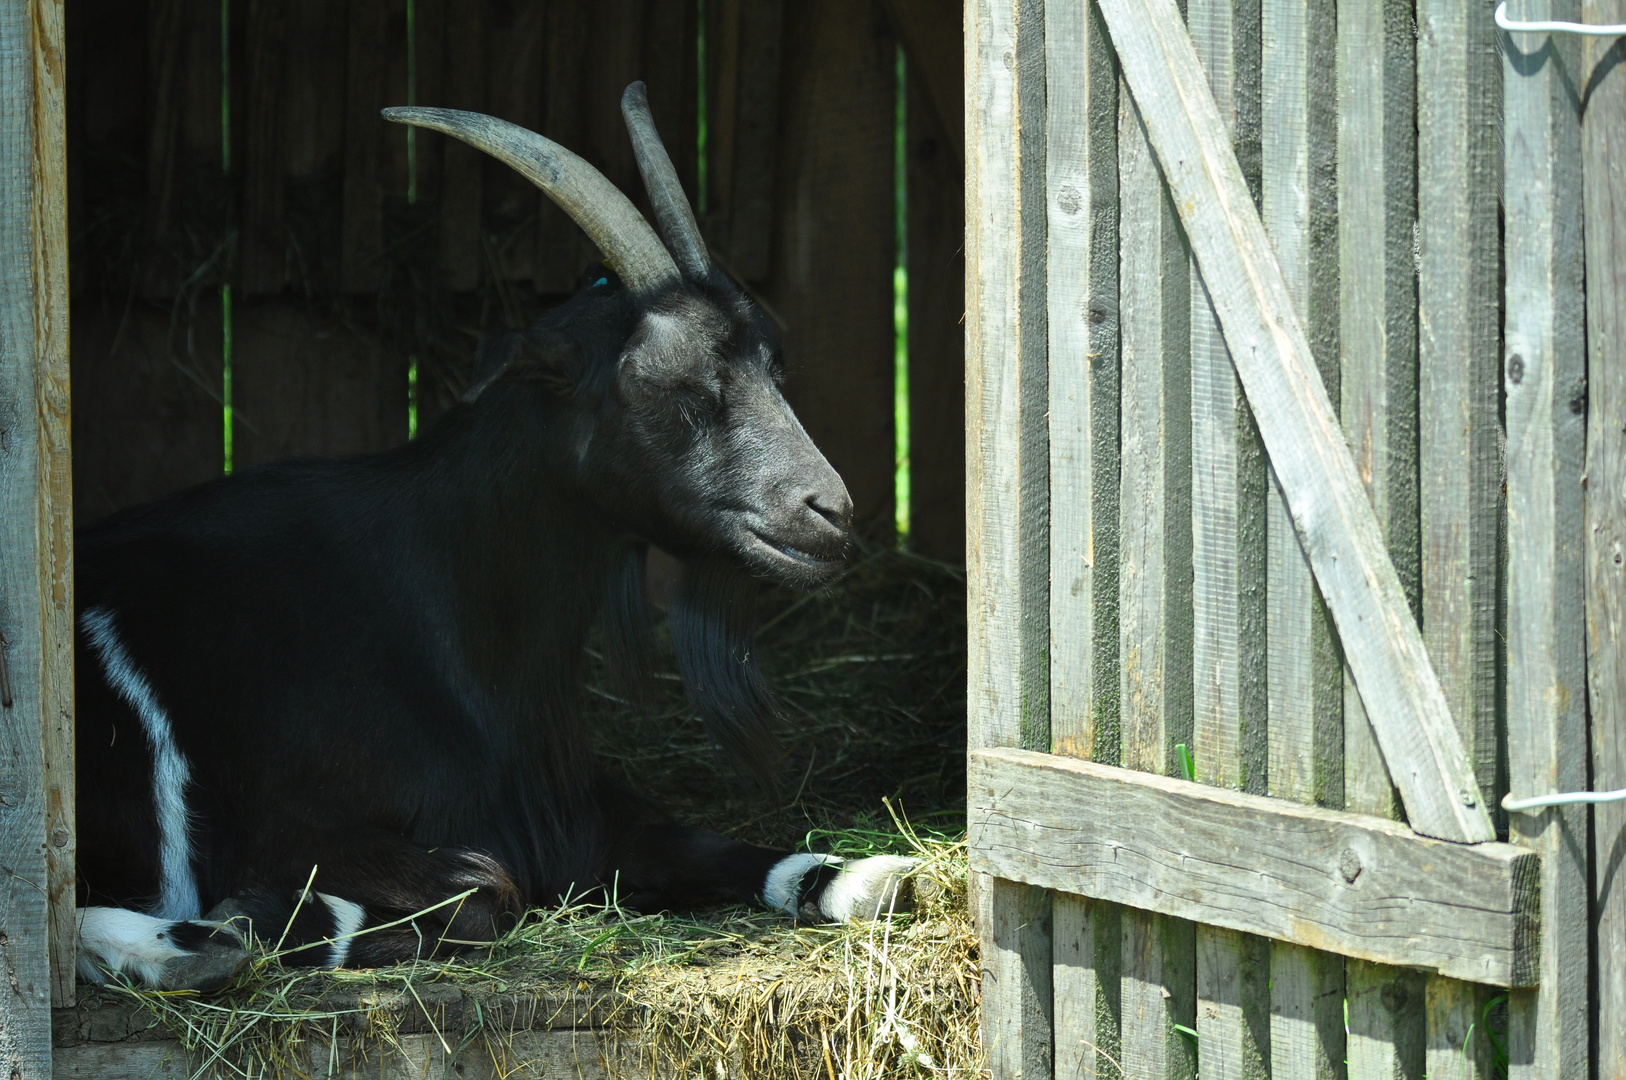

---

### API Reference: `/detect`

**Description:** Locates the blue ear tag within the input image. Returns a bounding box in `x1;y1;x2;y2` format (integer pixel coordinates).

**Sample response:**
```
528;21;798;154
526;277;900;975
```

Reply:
593;276;608;288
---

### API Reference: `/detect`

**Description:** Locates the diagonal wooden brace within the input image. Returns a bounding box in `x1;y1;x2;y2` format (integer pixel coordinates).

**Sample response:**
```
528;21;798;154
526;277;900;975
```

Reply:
1094;0;1495;842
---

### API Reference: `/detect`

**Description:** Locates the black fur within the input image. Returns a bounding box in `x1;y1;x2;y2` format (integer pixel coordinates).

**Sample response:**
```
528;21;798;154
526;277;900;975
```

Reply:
75;266;853;965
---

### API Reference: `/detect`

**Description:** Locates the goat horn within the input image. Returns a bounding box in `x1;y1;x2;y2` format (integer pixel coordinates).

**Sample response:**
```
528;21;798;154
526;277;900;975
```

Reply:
382;107;680;298
620;82;712;281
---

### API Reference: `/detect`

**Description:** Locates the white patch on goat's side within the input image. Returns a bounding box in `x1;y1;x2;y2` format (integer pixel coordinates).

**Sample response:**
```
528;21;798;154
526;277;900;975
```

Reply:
82;607;200;920
817;855;917;922
763;853;840;914
76;906;193;986
317;893;367;968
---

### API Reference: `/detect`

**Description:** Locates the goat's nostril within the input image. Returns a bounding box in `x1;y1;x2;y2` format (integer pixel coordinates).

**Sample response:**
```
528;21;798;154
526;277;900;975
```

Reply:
807;492;852;531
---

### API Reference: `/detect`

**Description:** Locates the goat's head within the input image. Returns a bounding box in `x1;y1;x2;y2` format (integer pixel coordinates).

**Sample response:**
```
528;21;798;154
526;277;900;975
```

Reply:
386;86;852;592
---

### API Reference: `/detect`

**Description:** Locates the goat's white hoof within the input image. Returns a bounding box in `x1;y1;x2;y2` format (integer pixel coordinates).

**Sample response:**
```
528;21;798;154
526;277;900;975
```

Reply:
817;855;918;921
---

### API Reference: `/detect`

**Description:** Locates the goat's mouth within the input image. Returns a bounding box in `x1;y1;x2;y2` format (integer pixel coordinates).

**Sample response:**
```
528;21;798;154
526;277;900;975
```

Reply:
744;529;846;581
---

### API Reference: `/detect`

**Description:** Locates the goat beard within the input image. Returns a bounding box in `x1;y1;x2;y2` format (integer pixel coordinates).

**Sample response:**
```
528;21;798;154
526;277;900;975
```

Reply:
668;554;787;789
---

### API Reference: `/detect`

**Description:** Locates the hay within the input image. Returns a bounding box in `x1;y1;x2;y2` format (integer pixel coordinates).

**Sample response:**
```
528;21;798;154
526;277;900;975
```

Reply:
92;545;981;1078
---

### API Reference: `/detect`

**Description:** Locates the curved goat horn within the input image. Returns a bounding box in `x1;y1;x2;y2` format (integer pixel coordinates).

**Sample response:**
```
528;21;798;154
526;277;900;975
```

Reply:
382;106;680;298
620;82;712;281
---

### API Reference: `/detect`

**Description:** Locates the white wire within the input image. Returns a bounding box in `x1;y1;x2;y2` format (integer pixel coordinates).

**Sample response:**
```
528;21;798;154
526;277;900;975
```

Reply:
1496;1;1626;36
1502;787;1626;812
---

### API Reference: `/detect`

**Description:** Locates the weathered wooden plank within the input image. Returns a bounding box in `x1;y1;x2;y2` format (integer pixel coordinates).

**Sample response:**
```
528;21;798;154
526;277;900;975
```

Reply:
281;0;349;296
1184;5;1268;1074
341;0;388;292
1095;0;1495;842
1121;907;1195;1080
969;747;1540;986
0;0;59;1068
31;0;73;1008
1195;927;1269;1080
1117;81;1190;779
1262;0;1340;811
438;0;485;292
1054;893;1121;1080
1047;0;1119;764
1345;962;1424;1080
980;873;1055;1080
903;58;966;562
1424;976;1492;1080
1500;4;1590;1077
1189;0;1267;805
1582;0;1626;1064
1261;1;1345;1072
1417;0;1506;834
141;0;187;297
1337;0;1416;824
52;1030;612;1080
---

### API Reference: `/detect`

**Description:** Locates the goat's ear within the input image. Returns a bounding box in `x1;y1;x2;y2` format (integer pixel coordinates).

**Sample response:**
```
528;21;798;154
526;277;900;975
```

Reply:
461;328;582;403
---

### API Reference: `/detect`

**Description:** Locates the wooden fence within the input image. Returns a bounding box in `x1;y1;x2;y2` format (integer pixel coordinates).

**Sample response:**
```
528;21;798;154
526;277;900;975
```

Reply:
967;0;1623;1077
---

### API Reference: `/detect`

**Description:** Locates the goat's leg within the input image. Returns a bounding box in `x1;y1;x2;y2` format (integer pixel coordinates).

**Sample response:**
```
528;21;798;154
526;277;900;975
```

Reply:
601;822;917;921
76;906;250;992
213;835;524;970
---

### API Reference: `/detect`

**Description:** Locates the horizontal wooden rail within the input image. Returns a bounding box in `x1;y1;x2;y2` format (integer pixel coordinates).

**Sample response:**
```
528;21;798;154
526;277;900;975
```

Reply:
968;748;1539;986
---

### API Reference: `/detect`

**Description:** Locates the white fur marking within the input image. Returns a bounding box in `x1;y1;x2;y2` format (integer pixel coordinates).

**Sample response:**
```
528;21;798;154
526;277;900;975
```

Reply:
318;893;367;968
82;607;200;920
76;906;192;987
763;853;840;914
817;856;916;922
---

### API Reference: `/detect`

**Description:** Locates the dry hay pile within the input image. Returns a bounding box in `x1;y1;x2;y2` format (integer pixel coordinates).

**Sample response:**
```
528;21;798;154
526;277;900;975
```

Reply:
101;545;983;1078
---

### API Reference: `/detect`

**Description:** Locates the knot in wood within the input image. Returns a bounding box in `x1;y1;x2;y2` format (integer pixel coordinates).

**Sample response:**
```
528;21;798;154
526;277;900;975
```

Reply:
1338;847;1362;883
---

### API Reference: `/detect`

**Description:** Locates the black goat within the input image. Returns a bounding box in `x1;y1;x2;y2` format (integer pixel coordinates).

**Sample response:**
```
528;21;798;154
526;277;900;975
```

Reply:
73;84;914;991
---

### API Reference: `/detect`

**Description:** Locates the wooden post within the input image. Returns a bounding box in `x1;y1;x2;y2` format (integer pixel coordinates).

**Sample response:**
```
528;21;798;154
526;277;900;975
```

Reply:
1582;0;1626;1067
968;0;1053;1072
1;2;72;1074
1501;3;1589;1077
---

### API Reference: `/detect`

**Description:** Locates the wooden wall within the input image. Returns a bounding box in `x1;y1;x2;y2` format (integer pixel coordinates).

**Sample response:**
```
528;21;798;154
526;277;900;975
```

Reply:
65;0;966;553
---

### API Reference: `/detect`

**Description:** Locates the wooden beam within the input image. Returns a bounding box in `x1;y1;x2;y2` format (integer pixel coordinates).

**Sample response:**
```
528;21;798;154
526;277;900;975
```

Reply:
969;748;1540;986
30;0;72;1009
880;0;961;166
1093;0;1495;843
341;0;387;293
1500;2;1590;1076
1582;0;1626;1064
0;0;66;1071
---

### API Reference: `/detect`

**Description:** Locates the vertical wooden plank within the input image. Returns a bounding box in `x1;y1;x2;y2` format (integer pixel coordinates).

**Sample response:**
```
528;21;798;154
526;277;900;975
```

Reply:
904;51;966;562
719;0;781;281
1055;894;1121;1080
342;0;387;292
439;0;485;291
1261;0;1345;1074
1417;0;1504;827
1337;0;1416;824
1046;7;1118;1074
1121;910;1195;1080
1047;0;1119;764
240;0;287;294
1188;0;1266;801
639;0;699;214
281;0;348;296
1425;977;1492;1080
0;0;58;1069
534;0;585;294
31;0;72;1008
763;0;900;534
1346;962;1424;1080
1184;4;1268;1074
142;0;187;297
1501;4;1589;1079
1117;65;1194;1080
1195;928;1270;1080
1582;0;1626;1067
968;0;1053;1072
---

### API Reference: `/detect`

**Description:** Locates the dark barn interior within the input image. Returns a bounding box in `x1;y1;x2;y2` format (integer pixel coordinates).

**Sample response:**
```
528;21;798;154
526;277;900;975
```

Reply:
65;0;966;562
